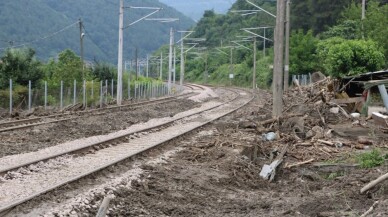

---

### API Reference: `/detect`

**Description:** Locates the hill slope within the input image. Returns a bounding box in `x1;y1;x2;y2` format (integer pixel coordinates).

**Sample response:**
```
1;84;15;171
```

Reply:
159;0;236;21
0;0;194;63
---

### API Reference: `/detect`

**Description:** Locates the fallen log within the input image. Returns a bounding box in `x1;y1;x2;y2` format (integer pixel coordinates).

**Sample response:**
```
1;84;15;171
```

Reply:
360;172;388;194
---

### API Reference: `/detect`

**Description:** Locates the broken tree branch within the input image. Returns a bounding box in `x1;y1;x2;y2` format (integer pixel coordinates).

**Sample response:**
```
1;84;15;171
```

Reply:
327;102;350;118
360;201;379;217
285;158;314;169
360;172;388;194
317;139;335;146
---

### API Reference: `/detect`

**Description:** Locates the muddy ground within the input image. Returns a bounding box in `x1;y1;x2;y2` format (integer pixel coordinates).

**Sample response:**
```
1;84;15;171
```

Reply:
0;99;199;157
50;90;388;217
95;92;388;217
3;87;388;216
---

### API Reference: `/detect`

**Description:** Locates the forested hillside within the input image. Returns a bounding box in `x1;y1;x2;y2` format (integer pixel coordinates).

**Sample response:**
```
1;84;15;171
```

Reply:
0;0;194;63
177;0;387;87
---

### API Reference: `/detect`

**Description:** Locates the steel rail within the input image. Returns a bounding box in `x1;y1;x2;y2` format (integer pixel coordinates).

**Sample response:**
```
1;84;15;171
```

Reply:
0;85;201;133
0;88;252;214
0;88;236;174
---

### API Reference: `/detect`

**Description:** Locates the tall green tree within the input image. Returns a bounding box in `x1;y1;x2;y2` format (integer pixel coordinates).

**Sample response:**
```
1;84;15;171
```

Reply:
291;0;353;34
341;1;388;65
289;30;319;75
50;49;83;86
0;48;43;88
91;61;115;81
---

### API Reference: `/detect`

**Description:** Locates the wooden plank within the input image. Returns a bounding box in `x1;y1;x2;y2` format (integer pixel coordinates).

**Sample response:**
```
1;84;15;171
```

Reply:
331;97;364;104
372;112;388;127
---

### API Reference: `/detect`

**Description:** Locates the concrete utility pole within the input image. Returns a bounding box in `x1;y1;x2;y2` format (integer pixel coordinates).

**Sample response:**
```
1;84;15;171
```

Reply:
168;27;174;92
173;47;176;84
79;18;84;77
180;32;185;86
362;0;366;20
135;48;138;80
263;28;266;57
272;0;286;117
117;0;124;105
160;52;163;80
146;55;149;77
230;47;233;86
253;37;257;89
283;0;291;91
204;52;208;84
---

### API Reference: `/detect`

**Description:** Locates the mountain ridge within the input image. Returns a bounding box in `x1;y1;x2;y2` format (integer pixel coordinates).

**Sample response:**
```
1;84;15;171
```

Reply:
0;0;195;63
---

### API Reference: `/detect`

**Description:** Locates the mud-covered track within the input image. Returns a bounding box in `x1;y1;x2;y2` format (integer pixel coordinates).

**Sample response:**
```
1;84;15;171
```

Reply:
0;87;253;215
0;84;202;133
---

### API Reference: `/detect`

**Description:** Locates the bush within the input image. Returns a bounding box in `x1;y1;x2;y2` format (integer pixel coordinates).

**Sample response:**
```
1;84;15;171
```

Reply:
0;85;28;108
357;149;386;168
317;38;385;77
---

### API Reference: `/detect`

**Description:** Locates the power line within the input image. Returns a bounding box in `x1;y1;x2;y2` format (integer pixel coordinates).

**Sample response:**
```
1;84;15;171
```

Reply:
81;23;111;59
0;21;79;50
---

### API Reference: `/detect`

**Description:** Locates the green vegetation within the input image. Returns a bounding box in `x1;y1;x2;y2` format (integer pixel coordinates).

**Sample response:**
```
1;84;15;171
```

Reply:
0;0;194;63
179;0;387;87
356;149;387;168
0;47;162;108
0;48;43;88
317;38;385;77
1;0;387;96
325;171;345;180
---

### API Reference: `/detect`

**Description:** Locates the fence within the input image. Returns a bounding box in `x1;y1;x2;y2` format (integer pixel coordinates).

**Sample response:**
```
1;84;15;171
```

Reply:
1;79;184;115
292;74;312;86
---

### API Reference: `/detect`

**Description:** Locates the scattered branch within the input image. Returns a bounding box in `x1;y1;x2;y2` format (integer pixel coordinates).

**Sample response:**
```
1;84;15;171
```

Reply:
360;201;379;217
284;158;314;169
361;172;388;194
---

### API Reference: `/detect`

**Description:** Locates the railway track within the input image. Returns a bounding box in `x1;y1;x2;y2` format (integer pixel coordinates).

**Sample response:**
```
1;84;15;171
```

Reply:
0;86;253;215
0;84;201;133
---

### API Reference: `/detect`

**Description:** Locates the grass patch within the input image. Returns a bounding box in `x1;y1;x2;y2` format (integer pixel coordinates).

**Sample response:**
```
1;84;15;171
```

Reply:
325;171;345;180
356;149;387;168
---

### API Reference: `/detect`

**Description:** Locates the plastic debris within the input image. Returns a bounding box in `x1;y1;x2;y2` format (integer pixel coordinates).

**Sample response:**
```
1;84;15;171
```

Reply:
262;132;277;141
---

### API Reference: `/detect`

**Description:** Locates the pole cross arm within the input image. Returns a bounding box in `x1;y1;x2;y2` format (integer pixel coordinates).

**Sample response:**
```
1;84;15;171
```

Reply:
242;29;273;42
246;0;276;18
184;43;198;53
124;8;162;29
176;31;194;44
146;18;179;23
231;41;252;51
215;48;229;55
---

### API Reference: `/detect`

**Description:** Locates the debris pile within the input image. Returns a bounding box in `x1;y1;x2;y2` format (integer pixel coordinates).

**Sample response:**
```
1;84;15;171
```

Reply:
244;75;388;182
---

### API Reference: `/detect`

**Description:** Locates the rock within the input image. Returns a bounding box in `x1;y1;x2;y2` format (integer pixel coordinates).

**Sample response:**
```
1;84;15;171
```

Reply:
329;107;339;114
350;113;360;118
305;130;314;139
312;126;324;139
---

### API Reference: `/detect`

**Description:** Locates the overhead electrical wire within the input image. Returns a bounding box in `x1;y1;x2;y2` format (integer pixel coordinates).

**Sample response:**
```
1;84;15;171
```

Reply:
0;21;79;50
80;23;111;59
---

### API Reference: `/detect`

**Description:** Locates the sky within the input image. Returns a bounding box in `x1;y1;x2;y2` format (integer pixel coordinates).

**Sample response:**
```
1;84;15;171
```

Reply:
159;0;236;21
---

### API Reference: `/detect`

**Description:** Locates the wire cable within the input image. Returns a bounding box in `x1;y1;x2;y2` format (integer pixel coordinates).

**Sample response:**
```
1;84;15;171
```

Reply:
0;21;79;50
81;23;112;59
